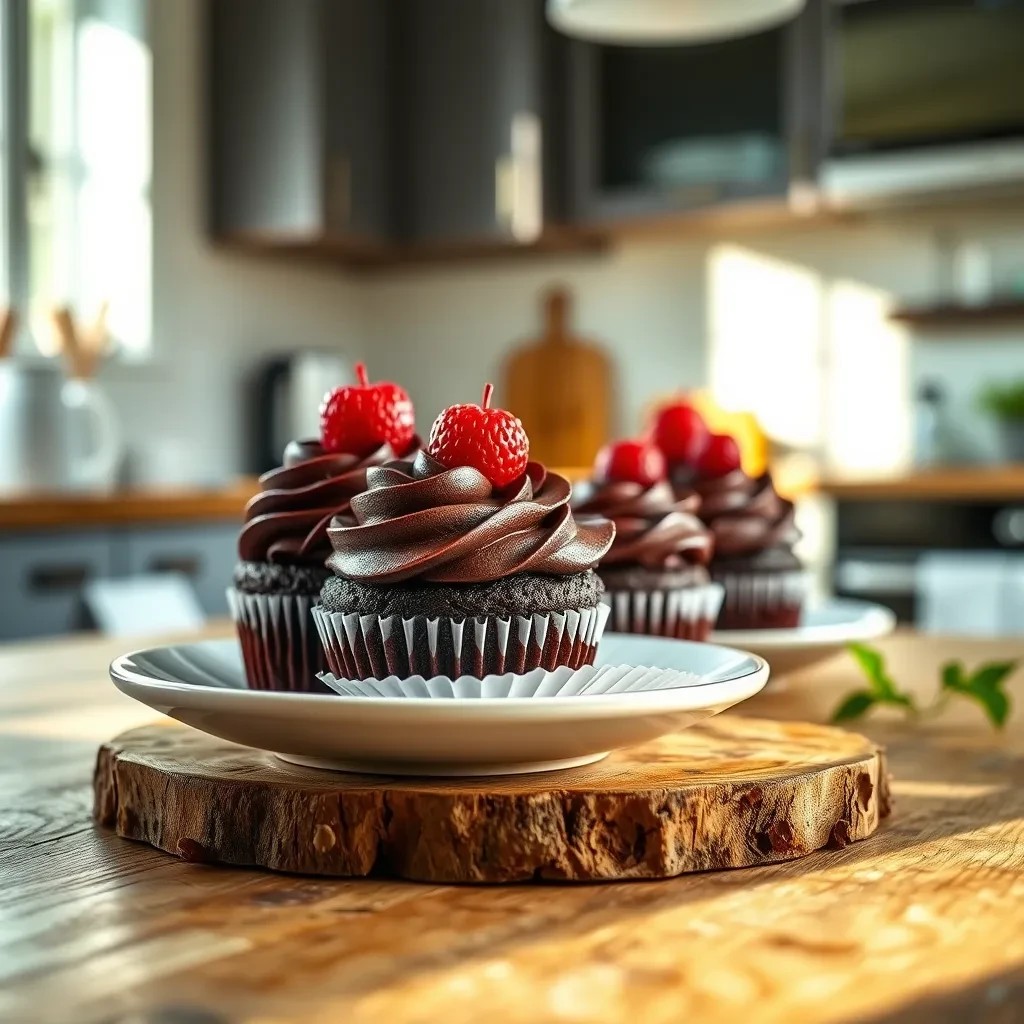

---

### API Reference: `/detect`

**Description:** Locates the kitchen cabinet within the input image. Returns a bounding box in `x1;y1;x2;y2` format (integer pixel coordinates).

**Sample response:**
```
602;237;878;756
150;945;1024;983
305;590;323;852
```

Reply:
394;0;565;244
208;0;579;257
208;0;395;246
0;532;115;640
0;522;239;641
120;524;239;618
564;3;824;222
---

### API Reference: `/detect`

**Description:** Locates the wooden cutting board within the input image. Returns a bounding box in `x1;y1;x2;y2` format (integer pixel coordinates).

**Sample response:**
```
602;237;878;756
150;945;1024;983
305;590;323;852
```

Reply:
501;287;613;468
94;716;889;883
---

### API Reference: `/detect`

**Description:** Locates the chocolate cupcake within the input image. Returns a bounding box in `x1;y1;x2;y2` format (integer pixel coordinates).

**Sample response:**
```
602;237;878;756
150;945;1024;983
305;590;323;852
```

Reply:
230;362;418;691
573;476;722;641
313;387;615;680
230;439;395;692
694;466;805;630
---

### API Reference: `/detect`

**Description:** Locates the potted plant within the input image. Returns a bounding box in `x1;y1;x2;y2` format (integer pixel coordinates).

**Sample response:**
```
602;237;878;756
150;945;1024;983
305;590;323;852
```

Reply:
979;381;1024;462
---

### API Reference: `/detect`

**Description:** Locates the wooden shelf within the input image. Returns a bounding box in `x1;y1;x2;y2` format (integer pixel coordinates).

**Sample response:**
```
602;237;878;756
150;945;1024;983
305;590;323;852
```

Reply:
889;298;1024;328
817;465;1024;502
0;480;258;531
216;227;610;272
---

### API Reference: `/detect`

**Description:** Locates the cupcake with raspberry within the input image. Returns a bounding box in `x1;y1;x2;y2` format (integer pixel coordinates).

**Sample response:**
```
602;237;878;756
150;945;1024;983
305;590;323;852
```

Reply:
572;438;722;640
313;385;615;680
690;434;805;630
230;364;416;691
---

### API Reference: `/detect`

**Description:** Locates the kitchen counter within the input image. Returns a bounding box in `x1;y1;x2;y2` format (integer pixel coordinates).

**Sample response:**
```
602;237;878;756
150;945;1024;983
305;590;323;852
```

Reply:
819;465;1024;502
0;459;819;534
0;479;258;530
4;626;1024;1022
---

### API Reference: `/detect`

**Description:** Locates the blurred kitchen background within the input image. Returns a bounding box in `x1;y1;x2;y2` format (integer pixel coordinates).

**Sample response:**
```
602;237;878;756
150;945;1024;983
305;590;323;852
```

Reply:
3;0;1024;640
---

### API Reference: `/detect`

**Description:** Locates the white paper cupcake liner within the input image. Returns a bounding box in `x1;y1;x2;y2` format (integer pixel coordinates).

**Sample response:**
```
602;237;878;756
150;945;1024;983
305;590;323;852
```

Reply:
712;569;809;630
227;588;329;692
312;603;610;681
605;582;724;641
318;659;703;699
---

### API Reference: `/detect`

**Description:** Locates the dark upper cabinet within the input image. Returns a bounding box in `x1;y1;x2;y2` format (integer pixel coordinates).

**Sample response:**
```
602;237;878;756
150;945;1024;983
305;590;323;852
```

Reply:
393;0;565;244
565;3;824;222
208;0;394;245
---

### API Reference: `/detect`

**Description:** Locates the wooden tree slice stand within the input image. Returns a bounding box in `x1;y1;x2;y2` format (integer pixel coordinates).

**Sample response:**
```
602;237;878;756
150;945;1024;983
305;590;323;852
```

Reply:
94;718;891;883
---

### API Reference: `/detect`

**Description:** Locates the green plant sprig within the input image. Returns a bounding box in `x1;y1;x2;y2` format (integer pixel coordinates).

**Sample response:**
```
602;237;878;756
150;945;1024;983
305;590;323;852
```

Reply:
832;642;1017;729
978;381;1024;421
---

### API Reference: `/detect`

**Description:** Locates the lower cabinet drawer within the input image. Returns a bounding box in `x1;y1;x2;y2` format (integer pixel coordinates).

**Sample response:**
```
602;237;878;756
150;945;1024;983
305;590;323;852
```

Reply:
120;524;239;617
0;532;115;640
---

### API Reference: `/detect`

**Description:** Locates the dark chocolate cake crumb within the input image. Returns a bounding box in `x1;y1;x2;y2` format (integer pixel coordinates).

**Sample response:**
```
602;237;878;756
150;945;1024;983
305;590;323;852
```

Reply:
597;564;710;591
232;561;330;597
319;571;603;619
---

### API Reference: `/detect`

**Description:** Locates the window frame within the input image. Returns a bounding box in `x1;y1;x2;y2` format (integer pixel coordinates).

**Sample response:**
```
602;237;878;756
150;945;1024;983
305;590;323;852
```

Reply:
1;0;152;358
2;0;30;325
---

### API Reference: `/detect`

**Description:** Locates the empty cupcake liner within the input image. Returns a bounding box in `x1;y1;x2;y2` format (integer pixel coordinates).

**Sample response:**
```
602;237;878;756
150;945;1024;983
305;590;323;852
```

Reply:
712;569;809;630
318;660;703;699
605;582;725;641
312;603;610;681
227;588;331;693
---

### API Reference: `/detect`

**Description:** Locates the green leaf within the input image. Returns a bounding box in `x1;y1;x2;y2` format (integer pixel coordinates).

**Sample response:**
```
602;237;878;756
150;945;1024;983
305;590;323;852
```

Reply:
972;687;1011;729
846;643;917;710
948;660;1018;728
967;661;1017;694
847;643;889;693
831;690;877;723
941;660;965;693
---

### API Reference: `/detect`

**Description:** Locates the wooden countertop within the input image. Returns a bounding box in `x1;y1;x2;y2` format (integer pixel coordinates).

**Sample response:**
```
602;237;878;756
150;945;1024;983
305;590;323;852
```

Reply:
0;479;258;530
4;626;1024;1022
818;464;1024;502
0;460;818;533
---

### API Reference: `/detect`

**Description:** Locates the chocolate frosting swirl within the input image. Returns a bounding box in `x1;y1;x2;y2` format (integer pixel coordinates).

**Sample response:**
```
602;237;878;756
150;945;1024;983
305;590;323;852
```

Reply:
692;469;800;559
572;480;713;570
239;439;394;565
326;452;615;584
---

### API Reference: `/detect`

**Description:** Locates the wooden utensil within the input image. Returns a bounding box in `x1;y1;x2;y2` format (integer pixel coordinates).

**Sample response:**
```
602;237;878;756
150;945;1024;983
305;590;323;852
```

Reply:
0;306;17;359
502;287;613;468
50;302;111;379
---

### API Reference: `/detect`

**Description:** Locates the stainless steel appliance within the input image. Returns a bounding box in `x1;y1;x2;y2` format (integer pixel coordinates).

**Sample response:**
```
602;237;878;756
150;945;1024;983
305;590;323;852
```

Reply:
0;361;122;491
834;496;1024;635
822;0;1024;205
251;353;351;472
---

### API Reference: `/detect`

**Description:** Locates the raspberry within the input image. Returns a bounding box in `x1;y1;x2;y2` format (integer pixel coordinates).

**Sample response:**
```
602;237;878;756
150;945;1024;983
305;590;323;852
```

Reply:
697;433;742;478
426;384;529;488
652;402;709;467
320;363;415;457
594;439;666;487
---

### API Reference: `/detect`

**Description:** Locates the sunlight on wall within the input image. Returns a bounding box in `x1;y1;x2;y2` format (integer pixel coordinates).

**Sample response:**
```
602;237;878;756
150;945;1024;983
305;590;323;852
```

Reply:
708;243;910;473
708;244;824;450
826;280;911;473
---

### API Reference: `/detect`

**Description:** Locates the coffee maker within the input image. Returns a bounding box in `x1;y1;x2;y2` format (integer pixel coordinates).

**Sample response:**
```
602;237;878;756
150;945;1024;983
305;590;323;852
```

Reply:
251;353;350;473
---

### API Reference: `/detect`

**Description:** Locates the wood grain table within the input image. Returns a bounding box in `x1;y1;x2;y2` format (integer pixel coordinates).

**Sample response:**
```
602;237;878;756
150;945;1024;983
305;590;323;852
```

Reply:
3;625;1024;1024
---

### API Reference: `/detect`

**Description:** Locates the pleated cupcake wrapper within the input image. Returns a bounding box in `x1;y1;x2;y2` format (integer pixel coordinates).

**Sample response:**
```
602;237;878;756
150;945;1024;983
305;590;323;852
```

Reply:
318;660;703;699
713;570;809;628
312;603;610;682
604;582;725;641
227;588;330;693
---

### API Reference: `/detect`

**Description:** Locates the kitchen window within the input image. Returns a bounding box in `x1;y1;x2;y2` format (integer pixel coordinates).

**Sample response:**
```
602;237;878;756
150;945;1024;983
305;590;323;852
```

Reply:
0;0;151;357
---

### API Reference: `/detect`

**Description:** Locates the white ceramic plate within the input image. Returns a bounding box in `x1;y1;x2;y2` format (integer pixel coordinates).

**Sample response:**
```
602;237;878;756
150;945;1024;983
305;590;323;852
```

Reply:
710;599;896;677
109;635;769;777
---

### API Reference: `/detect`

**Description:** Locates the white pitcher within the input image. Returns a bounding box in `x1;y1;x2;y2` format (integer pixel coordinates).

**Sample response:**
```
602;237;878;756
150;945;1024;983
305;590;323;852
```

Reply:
0;362;122;492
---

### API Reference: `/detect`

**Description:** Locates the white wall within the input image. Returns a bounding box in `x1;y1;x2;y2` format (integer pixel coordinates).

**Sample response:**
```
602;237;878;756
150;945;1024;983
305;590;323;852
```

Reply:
127;0;1024;482
363;211;1024;466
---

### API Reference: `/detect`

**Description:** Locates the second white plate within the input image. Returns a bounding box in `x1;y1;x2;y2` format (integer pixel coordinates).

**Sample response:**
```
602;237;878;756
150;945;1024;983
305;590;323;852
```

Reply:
711;598;895;676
